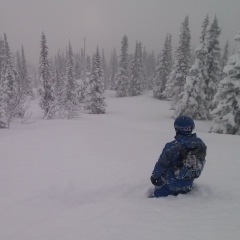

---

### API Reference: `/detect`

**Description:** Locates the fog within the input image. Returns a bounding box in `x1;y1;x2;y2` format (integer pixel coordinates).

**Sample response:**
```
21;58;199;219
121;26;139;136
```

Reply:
0;0;239;67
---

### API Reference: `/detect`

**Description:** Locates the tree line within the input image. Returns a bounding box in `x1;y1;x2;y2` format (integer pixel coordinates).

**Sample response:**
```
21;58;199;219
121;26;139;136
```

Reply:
0;14;239;134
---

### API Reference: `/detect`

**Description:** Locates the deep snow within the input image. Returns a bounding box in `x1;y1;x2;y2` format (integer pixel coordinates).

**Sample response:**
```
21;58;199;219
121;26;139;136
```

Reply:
0;90;240;240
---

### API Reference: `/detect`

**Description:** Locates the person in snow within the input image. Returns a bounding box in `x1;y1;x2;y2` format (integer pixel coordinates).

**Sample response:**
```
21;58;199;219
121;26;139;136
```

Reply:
150;116;207;197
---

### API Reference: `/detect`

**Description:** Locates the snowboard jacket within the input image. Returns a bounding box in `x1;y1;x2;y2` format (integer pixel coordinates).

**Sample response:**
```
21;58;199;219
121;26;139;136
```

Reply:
152;133;207;191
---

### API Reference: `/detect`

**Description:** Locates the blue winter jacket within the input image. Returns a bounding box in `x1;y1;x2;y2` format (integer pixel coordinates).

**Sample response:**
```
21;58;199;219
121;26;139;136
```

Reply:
152;133;207;194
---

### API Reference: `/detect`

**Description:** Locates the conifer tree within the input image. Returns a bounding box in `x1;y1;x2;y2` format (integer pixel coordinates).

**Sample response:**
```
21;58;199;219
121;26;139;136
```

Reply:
0;39;5;126
166;34;173;73
153;34;172;99
54;67;66;118
142;47;148;89
129;41;144;96
21;46;32;96
0;34;29;127
205;16;221;106
210;31;240;135
137;42;145;91
39;32;55;119
220;41;229;79
174;15;210;119
164;16;191;107
64;42;81;118
0;38;4;76
86;55;91;73
115;35;129;97
146;51;156;90
74;53;81;80
85;47;106;114
16;51;22;87
16;46;32;98
101;49;108;89
109;48;118;90
66;42;76;102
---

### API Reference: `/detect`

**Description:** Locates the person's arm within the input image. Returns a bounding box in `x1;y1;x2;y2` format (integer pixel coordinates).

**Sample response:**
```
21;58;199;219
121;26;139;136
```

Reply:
151;143;175;185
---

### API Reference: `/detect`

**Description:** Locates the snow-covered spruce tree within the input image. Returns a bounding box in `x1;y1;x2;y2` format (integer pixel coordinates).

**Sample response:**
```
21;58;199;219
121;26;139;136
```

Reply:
220;41;229;80
39;32;55;119
64;42;81;118
15;46;33;98
115;35;129;97
74;53;81;80
0;34;27;128
86;55;91;73
109;48;118;90
138;42;146;91
146;51;156;90
101;49;108;89
174;59;209;119
164;16;191;106
205;16;221;107
153;34;172;99
210;31;240;135
0;36;7;127
16;51;22;87
129;41;144;96
85;47;106;114
174;15;210;119
53;67;66;118
0;37;4;75
21;46;32;97
166;34;173;75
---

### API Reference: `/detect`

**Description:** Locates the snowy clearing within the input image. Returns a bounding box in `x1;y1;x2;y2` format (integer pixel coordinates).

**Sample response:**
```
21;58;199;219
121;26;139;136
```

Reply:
0;90;240;240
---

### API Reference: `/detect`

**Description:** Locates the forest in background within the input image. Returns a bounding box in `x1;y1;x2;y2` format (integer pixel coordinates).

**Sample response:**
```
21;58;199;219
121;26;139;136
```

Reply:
0;14;240;134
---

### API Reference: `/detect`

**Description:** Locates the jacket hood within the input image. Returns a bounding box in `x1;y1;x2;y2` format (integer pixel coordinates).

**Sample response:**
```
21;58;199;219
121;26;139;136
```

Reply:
175;133;199;149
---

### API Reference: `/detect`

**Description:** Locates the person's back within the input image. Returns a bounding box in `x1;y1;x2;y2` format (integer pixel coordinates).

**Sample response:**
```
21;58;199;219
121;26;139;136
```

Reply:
150;116;207;197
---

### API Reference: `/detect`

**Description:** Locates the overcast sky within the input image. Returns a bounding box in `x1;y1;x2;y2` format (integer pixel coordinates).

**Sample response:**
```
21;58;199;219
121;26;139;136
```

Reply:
0;0;240;68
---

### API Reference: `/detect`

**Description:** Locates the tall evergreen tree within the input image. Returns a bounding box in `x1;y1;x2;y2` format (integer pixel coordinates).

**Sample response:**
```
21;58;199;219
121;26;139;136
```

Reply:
66;42;77;103
16;51;22;87
115;35;129;97
64;42;81;118
210;31;240;134
174;15;210;119
15;46;32;98
220;41;229;79
142;46;148;90
0;38;4;77
74;53;81;80
86;55;91;73
164;16;191;107
39;32;55;119
205;16;221;107
101;49;108;89
0;34;26;127
146;51;156;90
109;48;118;90
153;34;172;99
85;47;106;114
0;38;6;127
21;46;32;96
129;41;144;96
54;66;66;118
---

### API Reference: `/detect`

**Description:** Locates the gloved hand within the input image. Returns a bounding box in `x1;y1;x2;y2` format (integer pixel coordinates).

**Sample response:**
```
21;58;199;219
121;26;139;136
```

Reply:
150;176;166;187
150;176;158;185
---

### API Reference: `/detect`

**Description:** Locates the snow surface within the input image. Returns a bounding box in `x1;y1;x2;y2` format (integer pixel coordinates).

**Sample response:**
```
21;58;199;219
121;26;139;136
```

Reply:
1;90;240;240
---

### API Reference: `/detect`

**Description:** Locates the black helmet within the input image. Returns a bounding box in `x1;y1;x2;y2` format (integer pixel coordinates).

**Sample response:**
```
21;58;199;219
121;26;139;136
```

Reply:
174;116;195;135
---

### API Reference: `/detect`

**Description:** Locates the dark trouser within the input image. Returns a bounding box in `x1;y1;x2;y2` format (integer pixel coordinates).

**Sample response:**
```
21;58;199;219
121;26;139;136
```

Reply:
154;184;192;197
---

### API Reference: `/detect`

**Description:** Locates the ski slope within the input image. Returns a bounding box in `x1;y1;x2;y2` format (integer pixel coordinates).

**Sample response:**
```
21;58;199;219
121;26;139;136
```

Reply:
1;90;239;240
